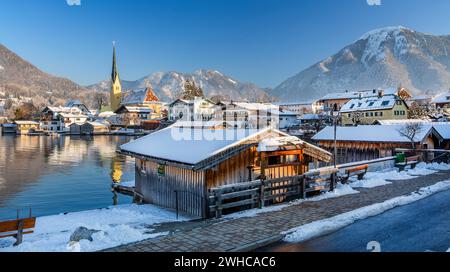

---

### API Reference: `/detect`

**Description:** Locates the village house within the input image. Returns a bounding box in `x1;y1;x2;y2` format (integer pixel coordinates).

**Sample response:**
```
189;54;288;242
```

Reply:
65;100;92;115
217;102;280;130
276;109;298;130
168;98;217;122
340;94;409;126
432;92;450;109
14;121;41;135
121;87;164;120
41;102;91;133
119;127;331;218
69;121;110;135
407;95;433;109
276;101;322;115
58;112;89;132
318;88;411;115
317;90;377;113
1;123;17;134
312;124;445;164
114;106;153;128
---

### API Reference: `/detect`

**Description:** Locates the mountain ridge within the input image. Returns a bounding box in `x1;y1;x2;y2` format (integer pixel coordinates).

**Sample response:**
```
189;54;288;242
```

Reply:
87;69;274;102
0;43;91;107
271;26;450;101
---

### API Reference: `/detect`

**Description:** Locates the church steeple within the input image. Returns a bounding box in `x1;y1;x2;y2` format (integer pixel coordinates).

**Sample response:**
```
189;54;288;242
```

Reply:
112;42;119;83
110;42;122;112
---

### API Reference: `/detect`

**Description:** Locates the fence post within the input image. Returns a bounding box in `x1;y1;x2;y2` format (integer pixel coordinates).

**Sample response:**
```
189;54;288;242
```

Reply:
259;181;265;209
330;173;336;192
215;191;223;219
299;176;306;199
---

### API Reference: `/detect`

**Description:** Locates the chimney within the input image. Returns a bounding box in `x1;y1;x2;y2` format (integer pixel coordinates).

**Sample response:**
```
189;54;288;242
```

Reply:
378;90;384;98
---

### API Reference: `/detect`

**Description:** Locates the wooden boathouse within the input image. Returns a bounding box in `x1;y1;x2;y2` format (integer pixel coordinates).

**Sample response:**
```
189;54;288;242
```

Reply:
313;124;444;164
119;127;332;218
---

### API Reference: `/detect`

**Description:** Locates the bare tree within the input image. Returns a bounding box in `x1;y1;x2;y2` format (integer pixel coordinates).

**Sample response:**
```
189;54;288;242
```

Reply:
397;122;424;149
351;111;363;126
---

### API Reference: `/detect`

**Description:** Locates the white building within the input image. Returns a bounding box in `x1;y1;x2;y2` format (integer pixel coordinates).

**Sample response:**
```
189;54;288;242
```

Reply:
217;102;280;129
41;106;90;132
276;101;322;115
168;98;217;122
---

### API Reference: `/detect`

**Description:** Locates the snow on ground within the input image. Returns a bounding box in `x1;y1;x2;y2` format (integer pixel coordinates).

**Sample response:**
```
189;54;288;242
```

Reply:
283;179;450;243
350;178;392;189
225;183;359;220
0;204;190;252
420;162;450;171
349;162;449;188
227;163;450;219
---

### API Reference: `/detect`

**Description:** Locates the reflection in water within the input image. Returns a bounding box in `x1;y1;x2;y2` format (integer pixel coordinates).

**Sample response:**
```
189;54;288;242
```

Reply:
110;155;124;184
0;135;137;220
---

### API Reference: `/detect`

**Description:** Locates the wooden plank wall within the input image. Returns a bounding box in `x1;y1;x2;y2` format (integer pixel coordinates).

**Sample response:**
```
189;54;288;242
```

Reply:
135;159;206;218
205;147;257;189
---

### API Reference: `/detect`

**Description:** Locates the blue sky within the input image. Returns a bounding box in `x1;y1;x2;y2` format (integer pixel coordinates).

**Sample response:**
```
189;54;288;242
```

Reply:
1;0;450;87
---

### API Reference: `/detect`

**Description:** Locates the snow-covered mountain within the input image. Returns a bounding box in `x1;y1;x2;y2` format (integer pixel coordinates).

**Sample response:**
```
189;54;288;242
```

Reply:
88;69;273;102
271;26;450;101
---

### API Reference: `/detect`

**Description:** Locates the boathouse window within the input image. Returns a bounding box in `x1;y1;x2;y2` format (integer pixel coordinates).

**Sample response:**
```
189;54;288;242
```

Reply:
268;156;281;166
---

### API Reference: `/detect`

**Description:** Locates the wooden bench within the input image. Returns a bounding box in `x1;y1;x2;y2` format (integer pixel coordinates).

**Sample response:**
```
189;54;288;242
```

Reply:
340;164;369;184
0;217;36;246
396;155;421;172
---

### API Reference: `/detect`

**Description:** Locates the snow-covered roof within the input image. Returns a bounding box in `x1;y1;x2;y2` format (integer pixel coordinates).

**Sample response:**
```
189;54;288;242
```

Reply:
277;110;298;116
232;102;278;111
2;123;17;127
98;111;116;118
300;114;321;120
376;119;432;125
432;124;450;139
410;95;431;101
275;101;315;106
45;106;83;115
172;120;249;128
319;90;381;101
120;127;288;166
122;88;159;106
340;95;399;113
14;121;40;125
59;113;89;118
86;121;110;128
65;100;84;107
169;98;215;107
117;106;153;113
431;92;450;104
258;136;332;162
313;125;433;143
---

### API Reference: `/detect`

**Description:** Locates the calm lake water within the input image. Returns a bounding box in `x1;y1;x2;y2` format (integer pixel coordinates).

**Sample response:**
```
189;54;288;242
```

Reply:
0;134;137;220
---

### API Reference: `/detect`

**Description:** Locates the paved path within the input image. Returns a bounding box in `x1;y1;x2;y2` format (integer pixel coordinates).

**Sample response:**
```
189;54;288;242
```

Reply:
105;170;450;252
258;188;450;252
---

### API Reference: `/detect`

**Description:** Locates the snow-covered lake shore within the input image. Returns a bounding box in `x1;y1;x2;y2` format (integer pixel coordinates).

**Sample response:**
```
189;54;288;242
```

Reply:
0;204;190;252
1;162;449;252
